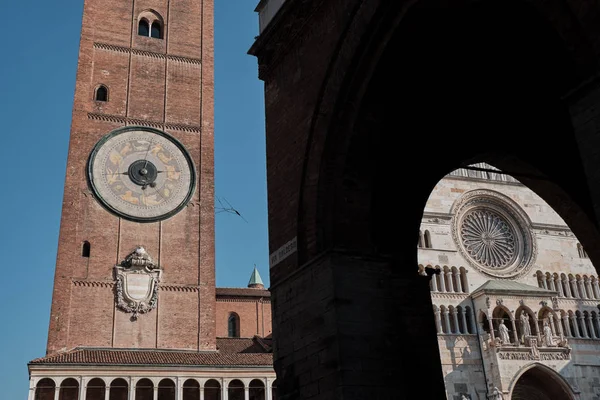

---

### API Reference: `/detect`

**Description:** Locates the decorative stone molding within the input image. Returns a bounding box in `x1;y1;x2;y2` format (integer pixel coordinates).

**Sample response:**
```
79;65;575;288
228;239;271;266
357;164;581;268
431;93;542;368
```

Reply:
87;113;202;134
114;246;162;320
72;281;113;288
93;42;202;65
451;190;536;279
160;285;199;293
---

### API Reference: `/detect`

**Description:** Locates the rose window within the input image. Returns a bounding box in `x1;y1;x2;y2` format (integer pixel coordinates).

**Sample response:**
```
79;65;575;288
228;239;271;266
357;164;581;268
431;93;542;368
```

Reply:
460;210;516;268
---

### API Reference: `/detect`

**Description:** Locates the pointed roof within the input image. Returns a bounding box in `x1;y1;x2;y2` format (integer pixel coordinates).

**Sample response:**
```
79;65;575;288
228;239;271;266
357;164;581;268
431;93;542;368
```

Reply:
472;280;557;297
248;265;264;288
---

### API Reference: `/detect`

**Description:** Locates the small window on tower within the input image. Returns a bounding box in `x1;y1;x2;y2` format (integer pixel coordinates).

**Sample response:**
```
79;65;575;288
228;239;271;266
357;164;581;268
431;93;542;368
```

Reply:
138;19;150;36
82;241;91;258
95;85;108;102
151;22;162;39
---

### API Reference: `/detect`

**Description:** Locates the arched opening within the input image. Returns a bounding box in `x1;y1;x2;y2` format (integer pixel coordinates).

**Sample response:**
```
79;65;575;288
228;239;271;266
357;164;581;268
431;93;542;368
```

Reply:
449;306;458;334
35;378;56;400
138;19;149;36
204;379;221;400
95;86;108;102
459;267;468;293
249;379;265;400
271;380;278;400
109;378;128;400
465;306;474;334
108;378;129;400
135;379;153;400
82;241;91;257
479;311;489;335
492;306;514;344
511;365;574;400
182;379;199;400
457;306;467;333
157;379;175;400
59;378;79;400
151;22;162;39
85;378;105;400
227;380;244;400
440;305;449;334
424;230;432;248
515;307;536;344
228;312;240;337
568;311;579;338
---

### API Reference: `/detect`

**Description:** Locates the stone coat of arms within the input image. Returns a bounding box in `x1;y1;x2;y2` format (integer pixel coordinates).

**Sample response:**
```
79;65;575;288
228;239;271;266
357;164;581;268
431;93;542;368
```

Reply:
114;246;162;320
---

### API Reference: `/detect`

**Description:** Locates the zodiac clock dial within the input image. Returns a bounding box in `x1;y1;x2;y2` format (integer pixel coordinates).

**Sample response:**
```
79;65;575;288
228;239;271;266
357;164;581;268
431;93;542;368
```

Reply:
87;126;196;222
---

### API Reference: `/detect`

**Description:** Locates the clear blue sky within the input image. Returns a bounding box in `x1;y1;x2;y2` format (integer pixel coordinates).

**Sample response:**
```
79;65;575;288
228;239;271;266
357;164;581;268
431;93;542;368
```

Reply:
0;1;268;398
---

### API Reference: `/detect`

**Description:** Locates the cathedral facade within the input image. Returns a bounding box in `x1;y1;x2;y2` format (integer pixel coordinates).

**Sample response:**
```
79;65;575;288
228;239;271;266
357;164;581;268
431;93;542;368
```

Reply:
421;164;600;400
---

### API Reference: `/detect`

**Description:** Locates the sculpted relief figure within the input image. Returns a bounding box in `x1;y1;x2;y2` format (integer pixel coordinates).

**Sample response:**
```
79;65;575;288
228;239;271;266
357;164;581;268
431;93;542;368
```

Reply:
498;320;511;345
489;387;504;400
519;312;531;343
543;321;555;347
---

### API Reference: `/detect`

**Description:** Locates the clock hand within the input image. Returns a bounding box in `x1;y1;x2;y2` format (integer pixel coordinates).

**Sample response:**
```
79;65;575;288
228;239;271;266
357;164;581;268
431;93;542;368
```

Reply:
142;142;153;169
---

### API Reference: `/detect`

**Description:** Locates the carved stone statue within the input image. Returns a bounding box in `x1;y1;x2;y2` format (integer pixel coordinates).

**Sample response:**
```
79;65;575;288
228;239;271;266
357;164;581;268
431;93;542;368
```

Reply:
498;320;511;345
543;321;555;347
489;387;504;400
519;312;532;343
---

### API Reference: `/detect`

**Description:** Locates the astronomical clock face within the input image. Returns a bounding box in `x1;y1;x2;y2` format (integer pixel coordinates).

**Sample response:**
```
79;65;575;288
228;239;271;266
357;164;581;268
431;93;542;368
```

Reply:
88;126;196;222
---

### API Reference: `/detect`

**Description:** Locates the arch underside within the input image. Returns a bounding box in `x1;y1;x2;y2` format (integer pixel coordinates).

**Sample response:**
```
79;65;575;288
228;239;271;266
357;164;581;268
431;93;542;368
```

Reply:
299;0;600;275
512;366;574;400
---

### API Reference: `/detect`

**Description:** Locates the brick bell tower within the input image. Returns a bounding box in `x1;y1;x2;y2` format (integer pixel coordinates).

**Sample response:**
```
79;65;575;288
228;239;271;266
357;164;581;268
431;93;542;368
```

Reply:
46;0;215;355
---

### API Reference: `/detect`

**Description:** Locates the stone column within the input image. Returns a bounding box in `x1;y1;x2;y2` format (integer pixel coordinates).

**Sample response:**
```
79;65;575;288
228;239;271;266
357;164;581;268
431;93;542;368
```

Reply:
593;280;600;299
176;377;182;400
79;377;86;400
511;319;519;344
570;278;579;298
587;314;597;339
594;314;600;339
454;271;463;293
222;379;228;400
579;315;589;338
438;272;446;292
200;385;205;400
586;280;594;299
556;277;564;297
555;314;564;336
541;276;548;290
443;310;451;334
245;385;250;400
562;314;571;337
153;383;158;400
27;378;35;400
452;309;460;334
128;378;135;400
266;378;273;400
460;309;468;335
564;278;572;298
430;274;438;292
54;386;60;400
548;277;555;291
105;384;110;400
446;271;454;292
469;309;477;334
487;313;496;343
434;309;442;334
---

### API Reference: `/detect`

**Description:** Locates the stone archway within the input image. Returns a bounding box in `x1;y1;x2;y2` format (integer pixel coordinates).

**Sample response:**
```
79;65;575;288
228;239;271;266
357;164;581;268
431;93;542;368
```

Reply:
511;365;574;400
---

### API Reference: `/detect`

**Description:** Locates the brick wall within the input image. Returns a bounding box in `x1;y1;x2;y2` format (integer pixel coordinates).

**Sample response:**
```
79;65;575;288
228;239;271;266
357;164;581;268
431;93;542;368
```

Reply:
216;295;272;338
46;0;215;354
